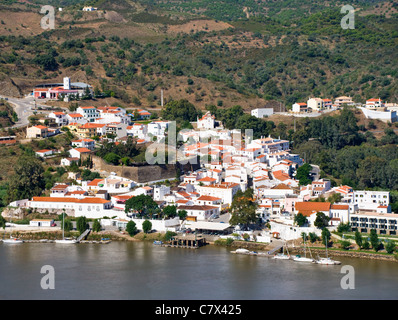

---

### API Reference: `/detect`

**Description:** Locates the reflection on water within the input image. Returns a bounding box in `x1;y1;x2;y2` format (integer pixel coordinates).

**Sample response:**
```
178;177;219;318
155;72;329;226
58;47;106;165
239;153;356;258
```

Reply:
0;241;397;300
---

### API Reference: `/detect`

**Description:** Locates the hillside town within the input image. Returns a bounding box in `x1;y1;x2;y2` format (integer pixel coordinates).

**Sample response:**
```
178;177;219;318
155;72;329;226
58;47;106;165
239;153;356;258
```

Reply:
4;80;397;245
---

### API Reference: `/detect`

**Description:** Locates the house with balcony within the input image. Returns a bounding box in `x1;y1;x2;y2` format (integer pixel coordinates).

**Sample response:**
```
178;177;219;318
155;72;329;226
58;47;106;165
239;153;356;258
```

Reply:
350;212;398;235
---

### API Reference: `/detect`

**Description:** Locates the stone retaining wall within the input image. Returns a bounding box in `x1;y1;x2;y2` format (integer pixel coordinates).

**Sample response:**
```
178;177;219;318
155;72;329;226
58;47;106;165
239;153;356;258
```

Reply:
82;153;200;183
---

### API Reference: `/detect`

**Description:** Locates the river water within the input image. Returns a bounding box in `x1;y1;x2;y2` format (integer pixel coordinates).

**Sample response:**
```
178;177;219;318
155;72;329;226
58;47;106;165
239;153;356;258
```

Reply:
0;241;397;300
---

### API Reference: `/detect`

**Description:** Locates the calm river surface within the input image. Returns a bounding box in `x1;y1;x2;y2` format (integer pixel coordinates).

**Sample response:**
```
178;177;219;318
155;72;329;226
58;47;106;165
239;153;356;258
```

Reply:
0;241;397;300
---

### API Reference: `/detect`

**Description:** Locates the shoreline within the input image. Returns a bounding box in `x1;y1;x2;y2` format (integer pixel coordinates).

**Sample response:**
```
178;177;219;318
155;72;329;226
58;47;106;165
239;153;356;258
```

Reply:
213;239;398;263
2;229;397;262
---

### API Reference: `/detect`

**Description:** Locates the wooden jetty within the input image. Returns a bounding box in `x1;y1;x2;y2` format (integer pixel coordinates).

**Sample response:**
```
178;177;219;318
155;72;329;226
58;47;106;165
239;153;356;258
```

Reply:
162;234;206;249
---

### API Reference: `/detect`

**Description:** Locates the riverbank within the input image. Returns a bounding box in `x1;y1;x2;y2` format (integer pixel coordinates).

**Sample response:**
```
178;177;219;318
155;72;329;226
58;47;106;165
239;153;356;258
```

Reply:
2;229;397;262
0;228;168;243
213;238;398;262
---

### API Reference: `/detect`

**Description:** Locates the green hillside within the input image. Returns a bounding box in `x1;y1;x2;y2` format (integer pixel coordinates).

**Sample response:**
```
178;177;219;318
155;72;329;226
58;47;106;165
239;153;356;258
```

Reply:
0;0;396;108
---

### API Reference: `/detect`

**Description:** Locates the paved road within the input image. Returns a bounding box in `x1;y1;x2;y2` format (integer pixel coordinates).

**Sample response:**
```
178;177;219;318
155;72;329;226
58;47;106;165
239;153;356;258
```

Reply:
310;164;320;181
1;95;49;129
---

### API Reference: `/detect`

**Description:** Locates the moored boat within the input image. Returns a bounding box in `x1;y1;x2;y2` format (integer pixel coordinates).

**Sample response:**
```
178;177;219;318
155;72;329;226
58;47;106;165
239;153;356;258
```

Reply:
316;257;341;265
3;237;24;244
55;239;78;244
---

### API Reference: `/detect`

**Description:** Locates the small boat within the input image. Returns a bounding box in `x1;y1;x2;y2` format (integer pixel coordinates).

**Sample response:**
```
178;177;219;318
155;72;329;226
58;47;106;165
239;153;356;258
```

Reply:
55;239;78;244
315;237;341;265
273;253;291;260
293;236;314;263
235;248;250;254
316;257;341;265
55;214;78;244
153;240;163;245
293;255;315;263
3;237;24;244
273;242;291;260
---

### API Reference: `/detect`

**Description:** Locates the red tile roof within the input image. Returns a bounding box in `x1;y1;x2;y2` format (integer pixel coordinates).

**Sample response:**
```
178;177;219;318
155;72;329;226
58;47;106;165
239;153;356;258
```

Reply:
295;202;331;216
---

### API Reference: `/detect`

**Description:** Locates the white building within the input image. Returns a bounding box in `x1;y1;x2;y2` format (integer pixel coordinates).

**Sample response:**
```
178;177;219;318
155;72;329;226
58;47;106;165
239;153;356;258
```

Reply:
196;182;241;205
36;149;55;158
127;123;147;140
177;205;220;221
69;147;92;159
352;190;390;211
71;138;95;150
365;98;384;109
307;98;325;111
29;219;54;227
96;106;130;125
292;103;308;113
66;113;86;125
76;106;100;123
48;112;68;126
350;211;398;235
334;96;354;107
197;111;215;130
153;185;171;201
147;121;170;138
28;196;114;219
251;108;273;118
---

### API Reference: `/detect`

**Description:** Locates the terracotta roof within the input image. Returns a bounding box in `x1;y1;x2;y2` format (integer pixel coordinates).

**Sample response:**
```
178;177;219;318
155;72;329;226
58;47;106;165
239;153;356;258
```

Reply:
331;204;349;210
33;125;48;130
51;184;69;190
73;147;91;153
67;113;83;118
32;197;110;204
271;183;292;190
295;202;331;216
198;177;217;182
197;195;222;201
87;179;104;187
177;205;219;211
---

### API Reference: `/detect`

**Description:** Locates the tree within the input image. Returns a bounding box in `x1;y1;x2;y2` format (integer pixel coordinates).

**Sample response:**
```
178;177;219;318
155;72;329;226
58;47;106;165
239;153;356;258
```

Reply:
161;99;200;123
5;156;45;204
294;213;308;227
321;228;331;246
104;152;121;165
63;219;73;232
76;216;88;234
34;54;58;71
177;209;187;220
337;222;351;233
354;231;363;249
314;212;330;229
125;194;159;218
385;241;396;254
327;193;343;204
370;229;380;252
142;220;152;234
296;163;312;185
363;238;370;250
308;232;318;243
0;215;6;229
126;220;137;236
163;205;177;218
340;240;351;250
229;188;258;230
92;219;101;232
163;231;176;242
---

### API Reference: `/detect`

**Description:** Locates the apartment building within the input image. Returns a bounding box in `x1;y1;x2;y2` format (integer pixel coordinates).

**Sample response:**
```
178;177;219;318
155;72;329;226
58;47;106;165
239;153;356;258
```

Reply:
350;212;398;235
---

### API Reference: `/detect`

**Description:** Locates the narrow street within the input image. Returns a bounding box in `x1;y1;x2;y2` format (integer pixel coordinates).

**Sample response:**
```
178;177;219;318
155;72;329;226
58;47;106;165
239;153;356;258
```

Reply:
1;95;50;129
